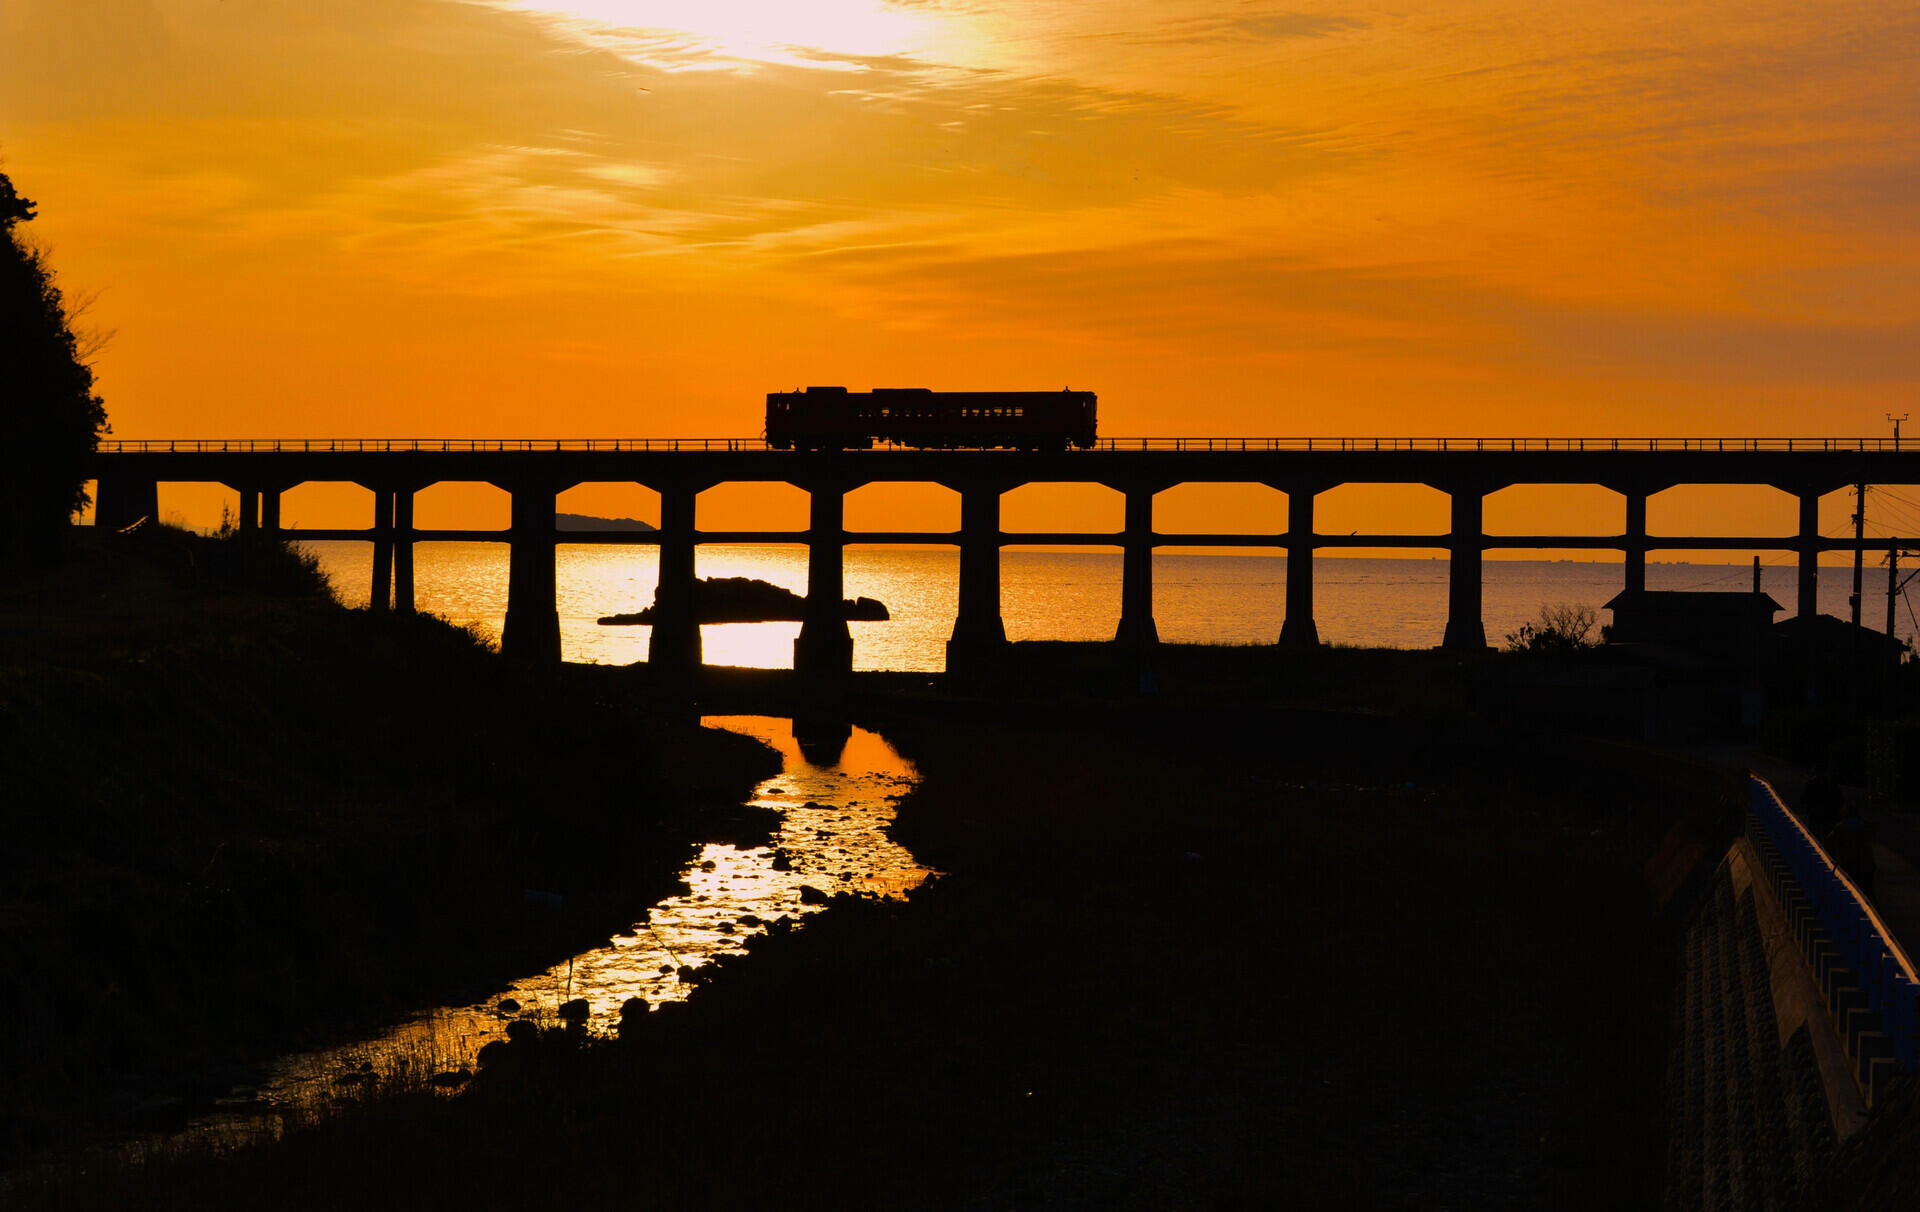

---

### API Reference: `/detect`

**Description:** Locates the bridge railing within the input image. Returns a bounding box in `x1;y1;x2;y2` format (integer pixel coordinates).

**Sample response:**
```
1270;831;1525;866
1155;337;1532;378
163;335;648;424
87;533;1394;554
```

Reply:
1747;776;1919;1089
94;438;770;453
1087;437;1914;453
93;436;1916;454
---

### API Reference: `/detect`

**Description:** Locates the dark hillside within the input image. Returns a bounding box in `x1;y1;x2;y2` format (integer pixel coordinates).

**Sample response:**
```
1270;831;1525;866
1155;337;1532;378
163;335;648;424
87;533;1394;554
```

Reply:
0;528;777;1162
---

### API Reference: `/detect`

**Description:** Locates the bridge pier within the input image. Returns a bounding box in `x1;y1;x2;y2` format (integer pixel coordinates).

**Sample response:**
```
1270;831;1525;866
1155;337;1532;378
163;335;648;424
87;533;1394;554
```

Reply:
648;482;703;674
1797;490;1821;621
93;475;158;533
795;481;854;677
262;487;283;537
1441;485;1489;651
502;484;562;662
1622;488;1649;595
393;488;414;613
1278;484;1321;647
1113;484;1159;648
369;487;394;611
946;483;1009;673
238;489;260;532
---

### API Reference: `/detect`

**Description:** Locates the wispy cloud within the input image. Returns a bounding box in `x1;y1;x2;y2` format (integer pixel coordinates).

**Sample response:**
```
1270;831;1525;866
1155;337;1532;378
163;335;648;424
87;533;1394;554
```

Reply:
1111;11;1370;46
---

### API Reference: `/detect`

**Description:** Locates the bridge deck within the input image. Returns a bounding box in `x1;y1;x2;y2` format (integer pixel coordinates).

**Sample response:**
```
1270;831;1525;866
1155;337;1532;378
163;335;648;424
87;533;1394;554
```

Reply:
82;439;1920;666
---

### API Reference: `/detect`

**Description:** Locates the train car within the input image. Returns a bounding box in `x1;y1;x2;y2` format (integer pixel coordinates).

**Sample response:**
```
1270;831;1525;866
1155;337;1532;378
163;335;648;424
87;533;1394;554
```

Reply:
765;387;1098;451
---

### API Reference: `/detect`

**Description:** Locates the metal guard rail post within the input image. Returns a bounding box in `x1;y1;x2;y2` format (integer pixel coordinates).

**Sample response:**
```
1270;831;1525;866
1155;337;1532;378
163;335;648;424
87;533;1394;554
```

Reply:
1748;776;1920;1074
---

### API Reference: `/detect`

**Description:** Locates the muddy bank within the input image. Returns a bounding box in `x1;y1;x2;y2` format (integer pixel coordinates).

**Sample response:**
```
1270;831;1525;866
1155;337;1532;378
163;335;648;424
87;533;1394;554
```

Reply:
23;703;1740;1209
0;534;779;1162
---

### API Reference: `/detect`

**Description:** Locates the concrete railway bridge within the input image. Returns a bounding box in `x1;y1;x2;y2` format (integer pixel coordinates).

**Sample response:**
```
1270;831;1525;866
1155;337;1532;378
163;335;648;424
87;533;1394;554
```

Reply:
85;437;1920;671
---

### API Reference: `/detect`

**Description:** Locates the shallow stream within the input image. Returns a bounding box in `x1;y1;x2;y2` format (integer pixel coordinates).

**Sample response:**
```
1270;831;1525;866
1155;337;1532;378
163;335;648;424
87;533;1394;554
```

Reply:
155;715;932;1149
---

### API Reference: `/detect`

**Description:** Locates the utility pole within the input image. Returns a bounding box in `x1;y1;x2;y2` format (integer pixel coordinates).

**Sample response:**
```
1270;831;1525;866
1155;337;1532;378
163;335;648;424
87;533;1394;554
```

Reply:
1890;412;1910;450
1891;548;1900;639
1853;482;1867;626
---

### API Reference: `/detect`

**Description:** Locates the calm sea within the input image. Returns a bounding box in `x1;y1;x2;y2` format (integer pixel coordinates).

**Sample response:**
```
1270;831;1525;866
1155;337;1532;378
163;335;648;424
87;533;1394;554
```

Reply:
299;542;1905;671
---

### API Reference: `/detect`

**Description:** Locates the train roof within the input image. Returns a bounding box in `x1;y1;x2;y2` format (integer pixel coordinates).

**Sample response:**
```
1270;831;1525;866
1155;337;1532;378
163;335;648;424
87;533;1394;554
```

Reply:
771;386;1094;398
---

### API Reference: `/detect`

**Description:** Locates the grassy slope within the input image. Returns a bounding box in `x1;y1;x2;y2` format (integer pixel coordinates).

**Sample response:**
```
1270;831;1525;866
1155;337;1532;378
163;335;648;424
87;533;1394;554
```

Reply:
0;529;778;1160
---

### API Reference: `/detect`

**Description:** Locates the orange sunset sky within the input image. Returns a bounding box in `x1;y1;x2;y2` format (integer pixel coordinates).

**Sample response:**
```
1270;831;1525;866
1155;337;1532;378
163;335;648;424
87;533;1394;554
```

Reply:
3;0;1916;545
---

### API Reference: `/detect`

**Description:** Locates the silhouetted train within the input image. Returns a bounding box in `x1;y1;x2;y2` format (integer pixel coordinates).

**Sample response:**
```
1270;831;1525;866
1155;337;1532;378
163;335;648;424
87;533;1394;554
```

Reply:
765;387;1098;451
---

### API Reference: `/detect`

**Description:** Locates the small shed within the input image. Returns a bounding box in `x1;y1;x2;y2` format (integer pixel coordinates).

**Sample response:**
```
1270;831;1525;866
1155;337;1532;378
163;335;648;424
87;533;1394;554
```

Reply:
1773;613;1909;709
1603;590;1783;659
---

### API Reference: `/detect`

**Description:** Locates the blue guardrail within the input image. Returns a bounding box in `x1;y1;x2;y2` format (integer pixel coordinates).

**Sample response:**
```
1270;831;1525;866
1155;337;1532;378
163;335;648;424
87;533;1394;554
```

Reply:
1748;776;1920;1097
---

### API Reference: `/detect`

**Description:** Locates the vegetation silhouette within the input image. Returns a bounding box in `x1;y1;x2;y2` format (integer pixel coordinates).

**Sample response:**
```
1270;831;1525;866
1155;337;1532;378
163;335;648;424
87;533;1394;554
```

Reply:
1502;601;1601;656
0;167;109;569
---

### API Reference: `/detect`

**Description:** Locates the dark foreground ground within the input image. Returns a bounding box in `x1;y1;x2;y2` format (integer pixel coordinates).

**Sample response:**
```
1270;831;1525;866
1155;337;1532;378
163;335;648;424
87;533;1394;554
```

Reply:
36;528;1920;1208
17;688;1739;1209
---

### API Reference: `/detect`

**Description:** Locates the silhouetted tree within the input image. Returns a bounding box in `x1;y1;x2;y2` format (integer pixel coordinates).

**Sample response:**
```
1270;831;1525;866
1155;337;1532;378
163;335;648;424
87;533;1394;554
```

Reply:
1503;602;1599;656
1;167;108;568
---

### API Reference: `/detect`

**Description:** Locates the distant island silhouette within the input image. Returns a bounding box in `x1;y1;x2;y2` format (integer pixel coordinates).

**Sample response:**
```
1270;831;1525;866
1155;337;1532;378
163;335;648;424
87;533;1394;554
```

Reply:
557;512;656;531
599;576;889;625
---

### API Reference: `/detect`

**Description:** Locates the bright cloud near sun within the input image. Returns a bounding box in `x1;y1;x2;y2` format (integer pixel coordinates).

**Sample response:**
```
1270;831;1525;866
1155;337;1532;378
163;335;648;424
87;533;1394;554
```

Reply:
472;0;969;67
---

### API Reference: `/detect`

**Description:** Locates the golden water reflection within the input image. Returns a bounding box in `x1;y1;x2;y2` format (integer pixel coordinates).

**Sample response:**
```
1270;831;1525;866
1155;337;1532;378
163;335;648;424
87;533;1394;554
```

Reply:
237;715;930;1115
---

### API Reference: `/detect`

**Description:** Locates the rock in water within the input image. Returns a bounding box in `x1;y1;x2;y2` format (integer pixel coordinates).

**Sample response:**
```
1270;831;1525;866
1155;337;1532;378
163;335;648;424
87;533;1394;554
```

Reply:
598;577;890;624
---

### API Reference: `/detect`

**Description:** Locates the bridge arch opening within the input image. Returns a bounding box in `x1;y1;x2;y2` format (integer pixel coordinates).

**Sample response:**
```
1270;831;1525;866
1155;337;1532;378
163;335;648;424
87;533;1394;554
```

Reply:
689;541;809;670
1152;483;1287;645
698;481;809;534
1476;484;1633;642
1154;483;1285;543
279;481;373;532
999;483;1126;643
1646;483;1800;556
153;483;242;532
1002;544;1123;642
1484;483;1622;544
399;482;511;643
1002;482;1122;537
414;481;510;531
1306;484;1454;648
844;483;960;672
557;483;659;531
555;483;663;667
1313;483;1451;545
845;482;959;535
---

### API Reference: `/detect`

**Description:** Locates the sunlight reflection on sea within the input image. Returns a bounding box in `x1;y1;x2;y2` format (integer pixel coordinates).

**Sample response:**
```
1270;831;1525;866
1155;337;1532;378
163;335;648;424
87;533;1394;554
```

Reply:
300;542;1892;669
